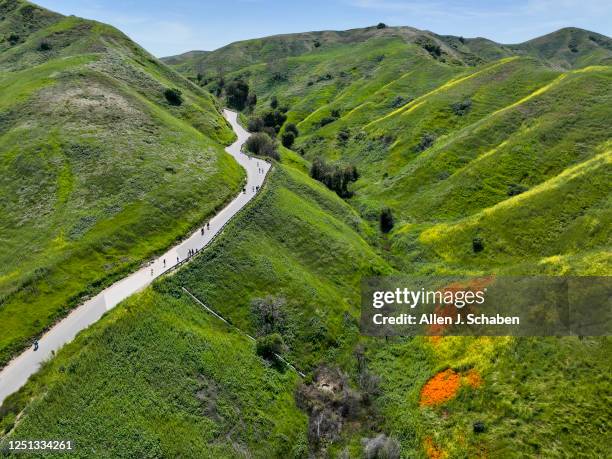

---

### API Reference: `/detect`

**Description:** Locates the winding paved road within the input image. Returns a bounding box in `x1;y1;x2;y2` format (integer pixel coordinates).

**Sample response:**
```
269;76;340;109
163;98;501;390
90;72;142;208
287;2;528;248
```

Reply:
0;109;270;405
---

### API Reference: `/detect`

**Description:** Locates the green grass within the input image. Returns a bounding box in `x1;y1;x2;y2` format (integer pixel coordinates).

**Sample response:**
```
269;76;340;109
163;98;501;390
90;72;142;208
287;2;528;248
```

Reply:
162;163;391;368
1;6;611;457
0;288;308;458
367;335;611;457
0;162;389;456
0;0;243;367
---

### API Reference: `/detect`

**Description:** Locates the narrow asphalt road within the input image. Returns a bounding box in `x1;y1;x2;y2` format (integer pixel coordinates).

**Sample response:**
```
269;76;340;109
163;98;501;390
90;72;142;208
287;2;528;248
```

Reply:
0;109;270;405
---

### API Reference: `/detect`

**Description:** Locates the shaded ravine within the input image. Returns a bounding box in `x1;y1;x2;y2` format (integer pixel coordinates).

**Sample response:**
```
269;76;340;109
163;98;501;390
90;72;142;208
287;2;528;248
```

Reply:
0;109;270;405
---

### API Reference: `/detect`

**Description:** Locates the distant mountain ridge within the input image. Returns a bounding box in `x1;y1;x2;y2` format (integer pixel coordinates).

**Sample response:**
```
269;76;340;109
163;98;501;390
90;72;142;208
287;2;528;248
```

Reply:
162;25;612;72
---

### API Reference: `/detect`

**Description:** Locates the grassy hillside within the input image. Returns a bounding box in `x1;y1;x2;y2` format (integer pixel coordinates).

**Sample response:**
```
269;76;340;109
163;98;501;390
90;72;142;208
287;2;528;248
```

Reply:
163;26;612;76
1;10;610;458
165;24;611;277
0;288;308;458
0;0;244;367
3;157;609;458
0;162;392;456
161;24;612;458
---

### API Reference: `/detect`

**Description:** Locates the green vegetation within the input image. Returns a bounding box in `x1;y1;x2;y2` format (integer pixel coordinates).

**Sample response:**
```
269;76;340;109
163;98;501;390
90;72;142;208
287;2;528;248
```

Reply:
164;23;611;457
1;6;611;458
0;288;307;458
0;0;243;367
1;163;390;456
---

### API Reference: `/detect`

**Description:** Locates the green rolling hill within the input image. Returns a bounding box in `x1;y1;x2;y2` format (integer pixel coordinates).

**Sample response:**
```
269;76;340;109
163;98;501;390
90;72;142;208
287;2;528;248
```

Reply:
165;24;611;276
1;4;610;458
0;0;244;367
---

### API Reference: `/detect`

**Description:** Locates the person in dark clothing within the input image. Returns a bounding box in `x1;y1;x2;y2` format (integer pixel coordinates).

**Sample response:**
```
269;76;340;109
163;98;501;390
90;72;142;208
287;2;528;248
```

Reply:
34;340;39;351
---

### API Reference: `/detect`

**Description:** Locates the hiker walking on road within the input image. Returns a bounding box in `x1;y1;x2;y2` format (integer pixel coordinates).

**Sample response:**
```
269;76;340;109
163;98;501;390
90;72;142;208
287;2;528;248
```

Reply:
201;228;204;236
207;223;210;230
33;340;39;351
163;259;166;268
150;268;154;276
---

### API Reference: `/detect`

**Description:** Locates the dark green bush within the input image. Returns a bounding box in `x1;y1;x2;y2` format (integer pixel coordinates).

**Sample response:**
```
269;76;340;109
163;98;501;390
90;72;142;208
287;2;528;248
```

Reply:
163;88;183;106
390;95;411;108
245;133;279;160
262;110;286;131
415;133;436;152
38;41;52;51
310;157;358;198
507;183;528;196
472;237;484;253
225;79;249;110
337;129;350;144
380;208;394;233
256;333;284;360
451;99;472;116
284;123;299;137
248;117;264;132
246;92;257;109
281;131;295;148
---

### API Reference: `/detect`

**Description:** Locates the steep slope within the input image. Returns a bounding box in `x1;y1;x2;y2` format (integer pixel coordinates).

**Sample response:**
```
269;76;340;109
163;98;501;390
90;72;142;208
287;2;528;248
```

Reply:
161;24;611;457
0;0;244;367
0;162;391;456
1;13;610;458
165;24;611;276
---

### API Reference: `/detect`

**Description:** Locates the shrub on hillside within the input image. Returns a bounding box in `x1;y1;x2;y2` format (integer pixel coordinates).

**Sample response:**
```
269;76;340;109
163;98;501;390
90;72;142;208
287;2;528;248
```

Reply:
262;126;277;138
380;208;394;233
416;36;442;58
415;133;436;152
285;123;299;137
246;92;257;109
281;131;295;148
337;129;350;144
164;88;183;106
262;110;287;132
8;34;20;45
310;157;359;198
248;117;264;132
472;237;484;253
507;183;528;196
376;23;387;29
270;96;278;109
245;133;279;160
451;99;472;116
251;296;287;335
38;41;52;51
255;333;285;360
390;95;411;108
225;79;249;110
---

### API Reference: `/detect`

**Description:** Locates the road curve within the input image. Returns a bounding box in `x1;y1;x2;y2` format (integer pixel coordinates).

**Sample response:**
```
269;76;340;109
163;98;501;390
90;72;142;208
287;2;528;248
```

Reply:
0;109;270;405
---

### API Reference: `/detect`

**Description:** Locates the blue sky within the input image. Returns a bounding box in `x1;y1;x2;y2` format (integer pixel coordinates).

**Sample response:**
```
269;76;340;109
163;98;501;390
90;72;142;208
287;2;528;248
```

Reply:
35;0;611;57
